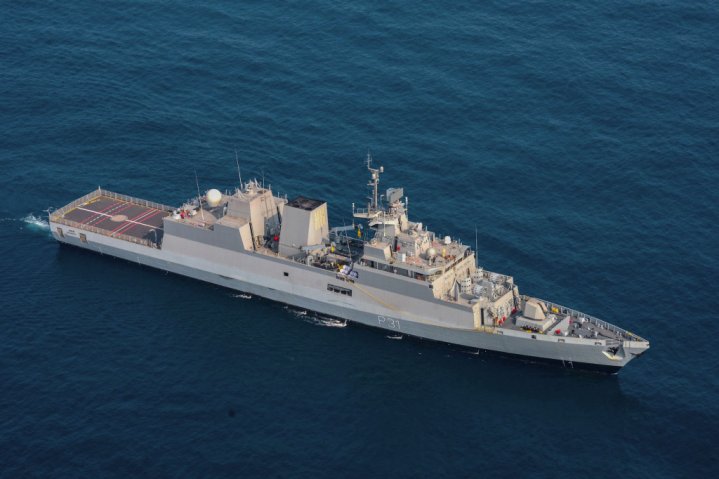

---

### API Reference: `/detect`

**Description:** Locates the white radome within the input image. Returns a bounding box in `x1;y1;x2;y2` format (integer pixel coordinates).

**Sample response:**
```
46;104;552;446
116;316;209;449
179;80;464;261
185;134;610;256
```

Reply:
206;189;223;207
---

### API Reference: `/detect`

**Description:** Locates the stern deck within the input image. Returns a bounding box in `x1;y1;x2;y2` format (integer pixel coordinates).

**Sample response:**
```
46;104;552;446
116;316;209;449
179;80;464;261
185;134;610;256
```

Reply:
51;189;173;247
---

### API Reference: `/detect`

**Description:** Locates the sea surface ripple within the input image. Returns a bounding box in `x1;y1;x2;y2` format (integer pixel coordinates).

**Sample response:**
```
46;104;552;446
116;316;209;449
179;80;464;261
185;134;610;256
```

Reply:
1;1;718;477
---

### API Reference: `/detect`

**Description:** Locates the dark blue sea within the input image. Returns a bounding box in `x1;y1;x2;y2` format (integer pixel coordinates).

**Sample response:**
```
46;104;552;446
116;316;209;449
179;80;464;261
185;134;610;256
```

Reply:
2;1;718;477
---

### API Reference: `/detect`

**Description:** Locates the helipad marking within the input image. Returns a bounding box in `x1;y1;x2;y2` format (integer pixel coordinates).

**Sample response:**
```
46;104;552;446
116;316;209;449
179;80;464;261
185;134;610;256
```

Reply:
74;206;164;230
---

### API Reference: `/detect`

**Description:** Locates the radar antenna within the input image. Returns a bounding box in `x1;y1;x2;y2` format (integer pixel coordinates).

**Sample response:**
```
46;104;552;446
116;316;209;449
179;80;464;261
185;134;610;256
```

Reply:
366;151;383;212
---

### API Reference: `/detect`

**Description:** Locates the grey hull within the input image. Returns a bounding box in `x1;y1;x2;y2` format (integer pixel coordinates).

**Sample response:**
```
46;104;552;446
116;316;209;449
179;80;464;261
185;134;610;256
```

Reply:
51;224;644;372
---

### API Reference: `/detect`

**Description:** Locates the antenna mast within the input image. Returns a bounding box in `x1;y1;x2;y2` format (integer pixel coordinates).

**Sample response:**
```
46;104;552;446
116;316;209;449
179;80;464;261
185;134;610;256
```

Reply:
235;149;243;189
194;170;205;221
342;219;354;265
366;151;383;212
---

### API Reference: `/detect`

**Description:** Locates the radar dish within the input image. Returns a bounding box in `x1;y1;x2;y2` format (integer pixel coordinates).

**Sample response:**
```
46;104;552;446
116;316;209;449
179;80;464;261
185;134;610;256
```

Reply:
206;189;223;207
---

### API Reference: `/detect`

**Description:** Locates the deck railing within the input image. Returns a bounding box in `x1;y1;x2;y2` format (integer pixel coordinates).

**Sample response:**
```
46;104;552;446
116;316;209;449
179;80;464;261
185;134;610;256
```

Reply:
50;189;103;220
51;216;161;248
526;296;646;341
50;188;173;220
49;187;172;249
97;188;174;212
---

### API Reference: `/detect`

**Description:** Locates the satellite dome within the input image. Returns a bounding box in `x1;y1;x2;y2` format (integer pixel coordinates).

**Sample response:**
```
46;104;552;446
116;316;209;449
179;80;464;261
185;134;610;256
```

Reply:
206;189;223;207
427;247;437;258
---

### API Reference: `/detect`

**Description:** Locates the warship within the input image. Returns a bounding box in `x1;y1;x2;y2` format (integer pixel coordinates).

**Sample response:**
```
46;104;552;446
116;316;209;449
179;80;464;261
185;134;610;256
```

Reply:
49;156;649;373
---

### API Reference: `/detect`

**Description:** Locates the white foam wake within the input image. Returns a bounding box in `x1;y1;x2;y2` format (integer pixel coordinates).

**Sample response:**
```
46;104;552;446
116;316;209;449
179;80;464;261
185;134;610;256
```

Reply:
0;214;47;227
284;306;308;317
283;307;348;328
22;213;50;230
309;316;347;328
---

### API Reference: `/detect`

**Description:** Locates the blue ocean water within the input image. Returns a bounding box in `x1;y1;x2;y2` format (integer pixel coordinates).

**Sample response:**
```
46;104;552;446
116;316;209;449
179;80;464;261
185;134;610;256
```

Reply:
2;0;718;476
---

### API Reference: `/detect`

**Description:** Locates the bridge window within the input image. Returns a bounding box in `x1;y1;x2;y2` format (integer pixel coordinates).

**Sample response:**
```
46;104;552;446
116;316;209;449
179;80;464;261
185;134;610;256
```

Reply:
327;284;352;297
394;267;409;277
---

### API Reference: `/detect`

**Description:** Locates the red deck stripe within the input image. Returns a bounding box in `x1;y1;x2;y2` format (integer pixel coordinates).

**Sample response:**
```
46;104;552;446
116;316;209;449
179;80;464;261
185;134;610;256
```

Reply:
110;208;163;236
87;202;134;226
108;208;155;234
114;209;166;236
78;200;122;225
